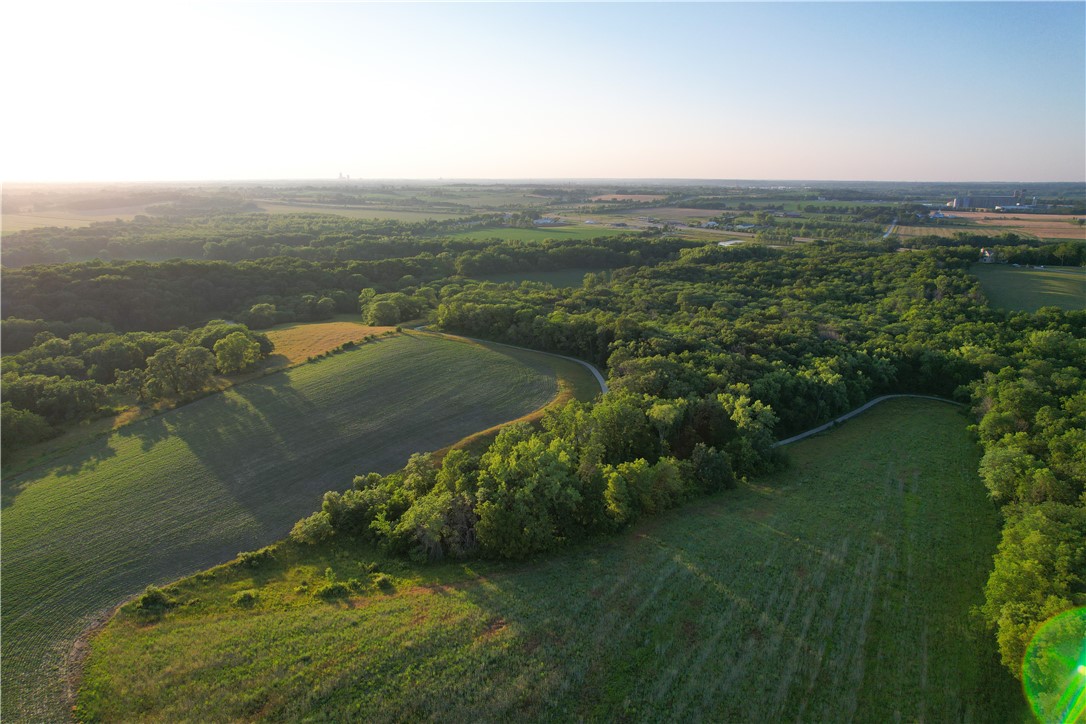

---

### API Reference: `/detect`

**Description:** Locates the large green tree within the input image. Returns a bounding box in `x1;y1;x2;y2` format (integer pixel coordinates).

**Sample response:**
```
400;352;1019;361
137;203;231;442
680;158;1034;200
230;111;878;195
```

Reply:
213;332;262;374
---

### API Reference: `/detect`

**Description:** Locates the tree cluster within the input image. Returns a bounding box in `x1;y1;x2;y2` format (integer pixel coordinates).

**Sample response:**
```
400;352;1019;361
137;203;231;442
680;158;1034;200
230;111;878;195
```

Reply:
971;326;1086;675
292;389;776;561
1;321;271;453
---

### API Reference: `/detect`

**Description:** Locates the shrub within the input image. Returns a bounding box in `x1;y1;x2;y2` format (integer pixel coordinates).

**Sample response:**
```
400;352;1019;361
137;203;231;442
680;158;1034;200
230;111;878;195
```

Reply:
232;589;258;607
236;547;274;569
133;585;173;620
290;511;333;545
314;581;349;600
373;573;394;592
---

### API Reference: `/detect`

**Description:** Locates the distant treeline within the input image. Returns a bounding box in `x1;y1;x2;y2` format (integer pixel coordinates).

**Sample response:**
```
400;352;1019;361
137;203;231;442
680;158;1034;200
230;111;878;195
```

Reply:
898;233;1086;266
1;235;695;339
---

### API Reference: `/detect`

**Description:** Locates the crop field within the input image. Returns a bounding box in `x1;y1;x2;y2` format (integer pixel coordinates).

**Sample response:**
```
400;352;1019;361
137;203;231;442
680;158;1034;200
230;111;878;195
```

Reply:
77;399;1021;721
891;224;967;238
952;211;1086;242
262;321;395;366
0;333;595;721
972;263;1085;312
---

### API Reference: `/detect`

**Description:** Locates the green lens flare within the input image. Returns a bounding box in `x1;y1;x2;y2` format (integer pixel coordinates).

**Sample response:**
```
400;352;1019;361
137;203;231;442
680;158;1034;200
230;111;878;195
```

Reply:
1023;607;1086;724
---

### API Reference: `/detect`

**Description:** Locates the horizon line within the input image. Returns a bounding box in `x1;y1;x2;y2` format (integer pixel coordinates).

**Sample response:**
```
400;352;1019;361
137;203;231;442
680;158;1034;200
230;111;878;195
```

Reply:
6;177;1085;187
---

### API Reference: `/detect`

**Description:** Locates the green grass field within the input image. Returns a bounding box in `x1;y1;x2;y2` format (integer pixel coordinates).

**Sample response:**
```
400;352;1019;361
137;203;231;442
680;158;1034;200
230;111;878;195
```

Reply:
475;267;611;287
76;399;1021;721
0;333;600;721
972;262;1085;312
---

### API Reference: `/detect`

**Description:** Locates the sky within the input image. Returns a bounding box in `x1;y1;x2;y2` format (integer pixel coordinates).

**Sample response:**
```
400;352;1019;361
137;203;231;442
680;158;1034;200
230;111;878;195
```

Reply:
3;1;1084;183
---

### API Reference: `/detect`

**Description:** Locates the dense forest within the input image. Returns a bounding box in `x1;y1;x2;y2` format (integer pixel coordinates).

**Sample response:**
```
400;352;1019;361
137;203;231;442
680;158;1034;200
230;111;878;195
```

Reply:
2;189;1083;686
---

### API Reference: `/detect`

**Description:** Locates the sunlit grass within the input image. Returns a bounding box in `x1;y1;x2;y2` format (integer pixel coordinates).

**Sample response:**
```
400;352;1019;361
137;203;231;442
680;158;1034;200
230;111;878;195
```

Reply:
1;333;584;721
77;399;1023;721
972;263;1086;312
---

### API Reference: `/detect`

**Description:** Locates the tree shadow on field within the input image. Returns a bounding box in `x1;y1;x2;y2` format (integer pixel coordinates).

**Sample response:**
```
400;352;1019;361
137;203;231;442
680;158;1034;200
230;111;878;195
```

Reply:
114;412;170;452
157;376;330;538
1;436;118;508
150;368;428;548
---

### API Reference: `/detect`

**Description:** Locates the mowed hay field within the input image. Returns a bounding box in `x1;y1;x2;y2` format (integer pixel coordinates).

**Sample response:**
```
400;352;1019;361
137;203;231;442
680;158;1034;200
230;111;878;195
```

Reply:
1;333;580;721
77;399;1021;721
262;321;395;365
972;263;1086;312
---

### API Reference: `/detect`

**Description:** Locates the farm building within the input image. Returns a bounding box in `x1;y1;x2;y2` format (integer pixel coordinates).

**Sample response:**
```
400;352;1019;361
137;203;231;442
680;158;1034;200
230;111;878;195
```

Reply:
949;190;1032;210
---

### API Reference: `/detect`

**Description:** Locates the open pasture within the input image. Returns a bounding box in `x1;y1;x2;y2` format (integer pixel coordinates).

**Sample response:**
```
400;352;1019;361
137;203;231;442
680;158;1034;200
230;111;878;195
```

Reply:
77;399;1020;721
1;333;581;721
972;263;1085;312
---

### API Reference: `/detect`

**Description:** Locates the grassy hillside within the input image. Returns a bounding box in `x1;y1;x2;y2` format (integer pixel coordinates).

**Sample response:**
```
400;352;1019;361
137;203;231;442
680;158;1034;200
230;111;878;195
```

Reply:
76;399;1022;721
1;333;592;721
972;263;1085;312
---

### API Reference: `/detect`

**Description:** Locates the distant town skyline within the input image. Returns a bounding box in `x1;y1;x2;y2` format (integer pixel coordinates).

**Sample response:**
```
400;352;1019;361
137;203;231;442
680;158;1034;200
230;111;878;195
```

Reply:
4;2;1084;183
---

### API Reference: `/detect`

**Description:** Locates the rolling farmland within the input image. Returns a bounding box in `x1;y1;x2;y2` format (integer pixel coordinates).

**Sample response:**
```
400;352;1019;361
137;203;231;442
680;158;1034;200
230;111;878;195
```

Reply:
1;333;598;721
77;398;1021;721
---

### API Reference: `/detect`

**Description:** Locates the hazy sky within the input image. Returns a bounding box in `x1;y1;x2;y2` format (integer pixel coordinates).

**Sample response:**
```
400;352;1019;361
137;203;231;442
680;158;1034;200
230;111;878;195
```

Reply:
4;1;1084;182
